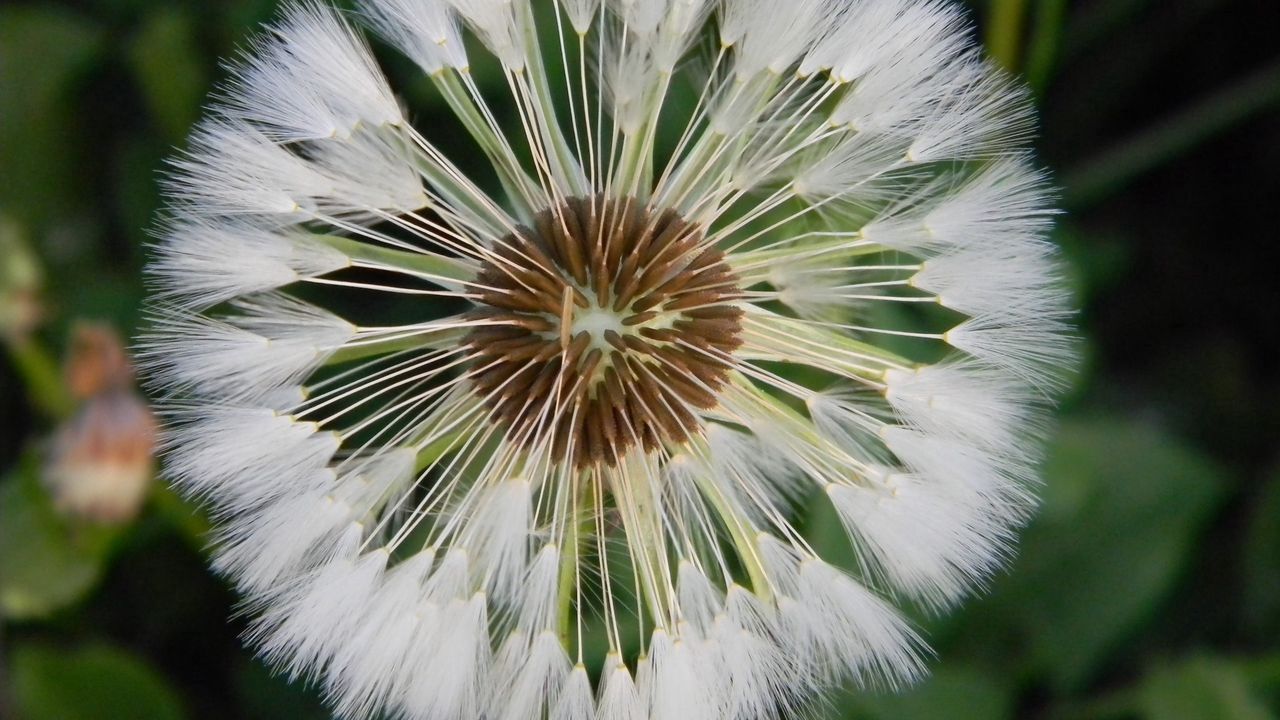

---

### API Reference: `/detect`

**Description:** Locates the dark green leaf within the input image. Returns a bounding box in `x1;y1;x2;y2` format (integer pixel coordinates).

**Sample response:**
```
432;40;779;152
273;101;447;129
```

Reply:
1140;657;1272;720
839;667;1014;720
0;7;104;231
980;418;1227;691
1243;470;1280;638
0;463;122;620
10;643;185;720
126;8;207;143
233;659;331;720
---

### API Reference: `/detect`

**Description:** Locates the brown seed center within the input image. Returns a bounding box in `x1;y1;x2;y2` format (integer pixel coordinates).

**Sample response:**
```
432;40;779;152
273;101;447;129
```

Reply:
464;195;745;468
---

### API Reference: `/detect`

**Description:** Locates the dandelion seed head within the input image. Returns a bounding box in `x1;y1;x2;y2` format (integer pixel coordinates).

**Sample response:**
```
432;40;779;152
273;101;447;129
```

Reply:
143;0;1075;716
465;195;744;468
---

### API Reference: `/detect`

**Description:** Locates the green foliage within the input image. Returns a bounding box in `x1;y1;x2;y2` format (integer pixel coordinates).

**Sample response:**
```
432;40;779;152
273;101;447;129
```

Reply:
233;659;333;720
1140;657;1274;720
10;643;185;720
126;8;208;143
0;464;120;620
843;667;1014;720
0;7;104;231
990;418;1227;692
1243;471;1280;639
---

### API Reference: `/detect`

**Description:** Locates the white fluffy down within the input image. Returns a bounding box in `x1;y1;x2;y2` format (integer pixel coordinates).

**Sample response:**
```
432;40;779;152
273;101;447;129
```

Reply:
144;0;1071;717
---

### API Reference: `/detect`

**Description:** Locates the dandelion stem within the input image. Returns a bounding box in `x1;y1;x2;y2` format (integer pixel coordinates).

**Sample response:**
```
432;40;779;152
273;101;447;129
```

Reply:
516;0;588;197
986;0;1028;72
433;70;541;218
5;336;73;419
557;472;595;650
688;457;772;601
730;238;886;284
414;430;463;474
618;455;673;632
314;234;477;284
327;327;469;365
1025;0;1068;95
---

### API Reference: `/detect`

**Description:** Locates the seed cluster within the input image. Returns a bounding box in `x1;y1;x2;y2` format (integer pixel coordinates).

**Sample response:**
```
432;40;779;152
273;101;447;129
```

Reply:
464;196;745;467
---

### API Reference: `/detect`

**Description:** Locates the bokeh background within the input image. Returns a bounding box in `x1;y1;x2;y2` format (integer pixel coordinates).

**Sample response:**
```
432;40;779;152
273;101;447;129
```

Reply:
1;0;1278;717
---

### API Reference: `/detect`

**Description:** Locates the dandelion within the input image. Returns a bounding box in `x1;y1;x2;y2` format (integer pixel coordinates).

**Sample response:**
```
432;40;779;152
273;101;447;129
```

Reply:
143;0;1074;717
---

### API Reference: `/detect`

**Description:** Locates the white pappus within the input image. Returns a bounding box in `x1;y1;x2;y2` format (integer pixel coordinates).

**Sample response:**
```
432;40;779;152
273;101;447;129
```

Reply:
142;0;1076;718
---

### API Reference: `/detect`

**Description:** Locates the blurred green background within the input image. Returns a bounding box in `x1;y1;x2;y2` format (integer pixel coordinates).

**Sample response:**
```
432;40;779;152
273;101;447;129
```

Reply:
1;0;1278;718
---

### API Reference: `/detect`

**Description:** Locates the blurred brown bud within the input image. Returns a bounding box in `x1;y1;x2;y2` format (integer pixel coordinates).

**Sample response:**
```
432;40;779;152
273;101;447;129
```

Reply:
44;325;157;524
65;323;136;399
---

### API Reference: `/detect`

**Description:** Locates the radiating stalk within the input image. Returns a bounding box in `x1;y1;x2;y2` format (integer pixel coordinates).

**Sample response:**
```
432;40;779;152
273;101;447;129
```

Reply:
434;70;542;219
314;234;477;285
